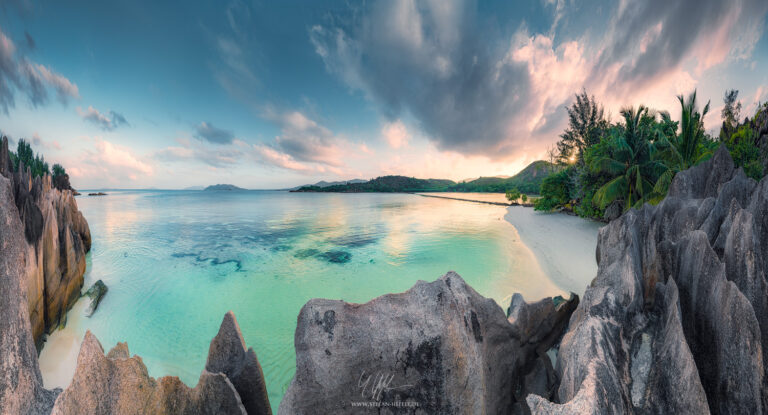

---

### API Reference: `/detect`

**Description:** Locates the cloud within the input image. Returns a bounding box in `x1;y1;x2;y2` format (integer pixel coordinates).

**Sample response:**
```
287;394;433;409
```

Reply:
382;120;410;149
154;137;243;168
194;122;235;144
31;132;61;151
249;109;350;174
77;106;129;131
310;0;768;159
0;28;79;113
309;1;533;157
591;0;768;92
263;109;343;167
67;137;154;183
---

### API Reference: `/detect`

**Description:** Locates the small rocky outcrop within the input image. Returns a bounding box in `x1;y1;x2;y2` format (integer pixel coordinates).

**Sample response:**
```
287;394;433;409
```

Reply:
279;272;578;414
51;312;271;414
528;146;768;413
82;280;108;317
0;136;92;348
205;311;272;415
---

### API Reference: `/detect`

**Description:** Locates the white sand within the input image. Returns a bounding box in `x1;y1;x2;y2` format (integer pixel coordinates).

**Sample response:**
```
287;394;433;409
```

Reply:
38;298;88;390
504;206;603;296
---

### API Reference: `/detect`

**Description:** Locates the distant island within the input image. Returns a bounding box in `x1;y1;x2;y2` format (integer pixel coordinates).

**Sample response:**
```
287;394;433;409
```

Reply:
293;161;558;194
204;184;246;191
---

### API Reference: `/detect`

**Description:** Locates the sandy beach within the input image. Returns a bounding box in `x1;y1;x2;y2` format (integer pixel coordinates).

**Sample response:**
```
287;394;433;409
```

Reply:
38;298;89;389
504;206;603;296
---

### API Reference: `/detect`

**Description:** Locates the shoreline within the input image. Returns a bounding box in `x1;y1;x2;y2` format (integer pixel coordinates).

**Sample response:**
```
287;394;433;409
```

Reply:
38;298;89;390
504;206;603;296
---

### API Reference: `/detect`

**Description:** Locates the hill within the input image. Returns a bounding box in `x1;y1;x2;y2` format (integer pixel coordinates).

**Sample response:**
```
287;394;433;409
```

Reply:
293;176;455;193
289;179;366;190
449;161;559;194
292;161;559;194
204;184;246;191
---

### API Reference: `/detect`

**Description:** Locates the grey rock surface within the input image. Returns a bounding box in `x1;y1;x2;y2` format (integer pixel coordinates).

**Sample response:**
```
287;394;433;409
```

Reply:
529;145;768;413
280;272;578;414
206;311;272;415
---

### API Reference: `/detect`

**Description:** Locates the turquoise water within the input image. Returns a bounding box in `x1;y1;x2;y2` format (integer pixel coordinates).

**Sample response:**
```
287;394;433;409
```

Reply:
47;190;566;408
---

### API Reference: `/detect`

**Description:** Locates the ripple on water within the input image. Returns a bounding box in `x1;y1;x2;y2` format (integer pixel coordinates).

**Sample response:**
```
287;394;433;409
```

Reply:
45;190;584;413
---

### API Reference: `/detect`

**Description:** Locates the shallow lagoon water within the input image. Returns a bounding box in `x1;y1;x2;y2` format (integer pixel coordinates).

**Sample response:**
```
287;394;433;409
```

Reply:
39;190;586;409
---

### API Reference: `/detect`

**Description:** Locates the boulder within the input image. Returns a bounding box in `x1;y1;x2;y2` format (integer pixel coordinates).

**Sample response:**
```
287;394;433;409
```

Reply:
280;272;579;414
82;280;108;317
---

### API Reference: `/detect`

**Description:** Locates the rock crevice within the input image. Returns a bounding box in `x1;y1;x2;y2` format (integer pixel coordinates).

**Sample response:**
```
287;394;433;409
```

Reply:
529;146;768;414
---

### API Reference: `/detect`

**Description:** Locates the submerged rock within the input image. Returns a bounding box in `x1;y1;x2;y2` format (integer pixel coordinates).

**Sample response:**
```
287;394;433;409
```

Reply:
293;248;319;259
82;280;108;317
317;250;351;264
279;272;578;414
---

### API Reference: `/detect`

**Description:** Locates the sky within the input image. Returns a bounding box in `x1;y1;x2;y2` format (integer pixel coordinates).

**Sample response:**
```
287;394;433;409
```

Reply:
0;0;767;189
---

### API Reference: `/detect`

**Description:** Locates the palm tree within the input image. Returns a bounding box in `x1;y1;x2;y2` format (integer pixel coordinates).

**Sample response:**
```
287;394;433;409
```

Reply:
589;106;666;211
650;90;712;199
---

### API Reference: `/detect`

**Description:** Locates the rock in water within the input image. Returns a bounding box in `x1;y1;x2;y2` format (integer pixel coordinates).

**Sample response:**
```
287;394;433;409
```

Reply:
52;312;270;414
83;280;108;317
279;272;579;414
206;311;272;415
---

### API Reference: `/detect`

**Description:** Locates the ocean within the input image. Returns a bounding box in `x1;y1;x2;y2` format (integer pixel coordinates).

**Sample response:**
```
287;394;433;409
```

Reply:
39;189;586;409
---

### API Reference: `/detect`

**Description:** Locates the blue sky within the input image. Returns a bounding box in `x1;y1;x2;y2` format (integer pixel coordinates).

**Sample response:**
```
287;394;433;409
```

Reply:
0;0;767;189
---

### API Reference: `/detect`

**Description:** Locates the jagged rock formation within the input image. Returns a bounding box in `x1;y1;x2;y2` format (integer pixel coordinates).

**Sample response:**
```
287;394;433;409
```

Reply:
0;137;92;347
528;146;768;413
0;174;60;414
50;312;272;415
205;312;272;415
279;271;578;414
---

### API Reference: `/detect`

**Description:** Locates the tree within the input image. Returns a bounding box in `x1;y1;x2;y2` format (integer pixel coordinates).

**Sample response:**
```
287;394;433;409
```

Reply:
546;144;558;173
557;90;607;164
651;90;713;199
52;163;66;178
534;169;572;211
589;106;665;211
505;188;521;202
14;138;50;178
721;89;742;138
521;194;528;203
728;126;763;180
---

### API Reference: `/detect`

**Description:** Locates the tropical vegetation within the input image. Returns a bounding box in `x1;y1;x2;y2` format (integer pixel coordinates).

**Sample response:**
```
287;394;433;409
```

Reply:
535;88;767;220
8;138;51;178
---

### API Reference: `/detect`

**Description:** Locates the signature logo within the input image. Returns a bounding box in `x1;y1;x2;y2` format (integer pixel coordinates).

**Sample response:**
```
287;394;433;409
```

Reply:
357;370;413;401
